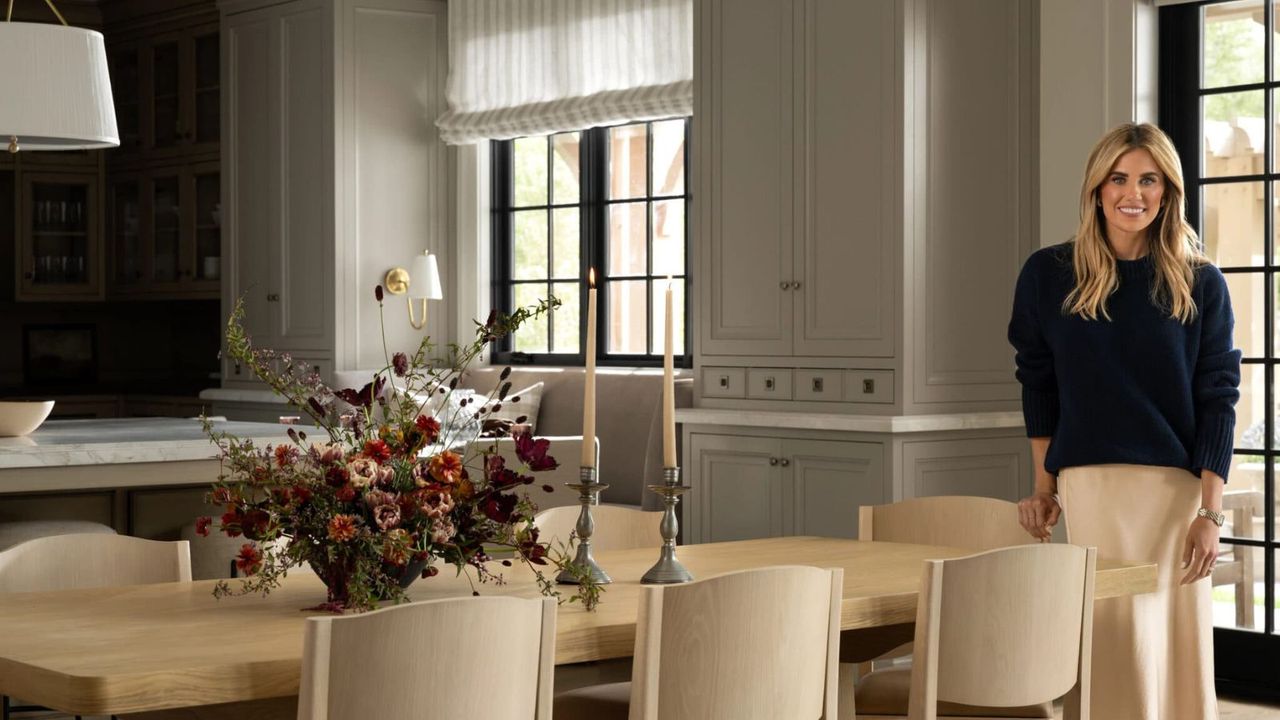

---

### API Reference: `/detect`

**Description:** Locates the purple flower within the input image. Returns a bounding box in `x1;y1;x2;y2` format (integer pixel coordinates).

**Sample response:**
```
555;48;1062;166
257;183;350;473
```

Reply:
514;429;558;472
375;284;385;303
392;352;409;377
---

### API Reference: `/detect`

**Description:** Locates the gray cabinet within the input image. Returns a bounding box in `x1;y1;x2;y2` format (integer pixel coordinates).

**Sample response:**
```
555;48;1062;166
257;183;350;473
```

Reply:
223;0;333;362
220;0;447;389
697;0;897;359
687;432;885;543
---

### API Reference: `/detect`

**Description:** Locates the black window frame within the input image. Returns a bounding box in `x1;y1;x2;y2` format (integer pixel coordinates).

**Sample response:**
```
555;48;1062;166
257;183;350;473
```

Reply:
489;119;693;368
1160;0;1279;698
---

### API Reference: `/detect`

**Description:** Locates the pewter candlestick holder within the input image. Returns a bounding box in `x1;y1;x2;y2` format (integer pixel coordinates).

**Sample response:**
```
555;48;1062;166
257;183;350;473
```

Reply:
641;467;693;584
556;466;612;585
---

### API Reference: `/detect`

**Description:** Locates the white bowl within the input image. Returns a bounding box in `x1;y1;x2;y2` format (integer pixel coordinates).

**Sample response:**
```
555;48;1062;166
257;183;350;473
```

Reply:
0;401;55;436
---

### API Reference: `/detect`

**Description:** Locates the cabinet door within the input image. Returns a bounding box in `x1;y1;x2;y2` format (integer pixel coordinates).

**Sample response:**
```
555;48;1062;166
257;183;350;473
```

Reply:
188;27;221;153
148;171;183;288
784;438;885;539
109;45;142;154
793;0;897;358
224;11;276;346
697;0;794;356
108;175;143;292
17;173;101;300
688;433;784;543
150;35;184;152
272;2;331;350
189;161;221;290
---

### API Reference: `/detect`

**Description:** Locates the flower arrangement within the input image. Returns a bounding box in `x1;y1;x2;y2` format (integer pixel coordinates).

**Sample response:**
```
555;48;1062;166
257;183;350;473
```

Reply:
197;289;599;612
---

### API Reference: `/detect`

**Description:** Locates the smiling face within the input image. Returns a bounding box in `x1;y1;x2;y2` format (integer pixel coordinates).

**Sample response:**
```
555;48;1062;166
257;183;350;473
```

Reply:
1097;148;1166;249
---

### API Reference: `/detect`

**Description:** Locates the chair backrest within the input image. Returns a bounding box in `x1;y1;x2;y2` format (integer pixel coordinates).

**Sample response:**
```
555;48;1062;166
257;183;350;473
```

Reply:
533;505;663;552
909;544;1096;718
858;496;1033;550
630;565;843;720
464;435;596;512
0;533;191;593
298;595;557;720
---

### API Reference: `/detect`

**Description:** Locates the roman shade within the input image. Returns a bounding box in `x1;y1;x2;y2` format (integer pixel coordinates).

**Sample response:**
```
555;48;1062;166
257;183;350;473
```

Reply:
436;0;692;145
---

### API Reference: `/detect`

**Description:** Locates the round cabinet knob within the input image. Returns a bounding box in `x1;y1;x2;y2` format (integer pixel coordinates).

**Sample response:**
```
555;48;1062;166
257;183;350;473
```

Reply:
768;457;779;466
779;282;791;290
780;458;791;467
791;281;802;290
266;293;280;302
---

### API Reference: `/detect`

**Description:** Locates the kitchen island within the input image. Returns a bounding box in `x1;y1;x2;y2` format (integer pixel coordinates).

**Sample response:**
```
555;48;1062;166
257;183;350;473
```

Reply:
0;417;301;534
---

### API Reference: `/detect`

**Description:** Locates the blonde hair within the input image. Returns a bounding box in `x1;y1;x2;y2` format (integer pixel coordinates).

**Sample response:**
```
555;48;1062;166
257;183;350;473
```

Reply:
1064;122;1208;323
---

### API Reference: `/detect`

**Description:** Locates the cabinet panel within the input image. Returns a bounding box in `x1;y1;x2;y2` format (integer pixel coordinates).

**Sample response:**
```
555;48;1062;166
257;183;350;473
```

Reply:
794;0;896;358
699;0;793;356
910;0;1031;403
225;14;275;344
690;433;783;543
787;438;884;539
275;4;330;349
901;436;1030;502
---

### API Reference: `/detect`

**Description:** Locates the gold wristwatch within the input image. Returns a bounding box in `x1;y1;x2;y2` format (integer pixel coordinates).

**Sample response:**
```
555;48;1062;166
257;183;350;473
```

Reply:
1197;507;1225;527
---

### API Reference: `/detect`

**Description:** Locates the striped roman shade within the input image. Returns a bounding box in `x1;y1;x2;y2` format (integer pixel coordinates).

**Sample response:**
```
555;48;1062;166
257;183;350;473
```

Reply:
435;0;693;145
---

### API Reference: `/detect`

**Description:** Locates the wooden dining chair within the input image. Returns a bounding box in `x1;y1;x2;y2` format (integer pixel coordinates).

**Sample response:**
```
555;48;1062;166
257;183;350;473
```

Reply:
843;496;1035;682
533;505;663;553
0;533;191;593
858;496;1033;550
0;533;191;720
554;565;845;720
851;544;1097;720
298;596;557;720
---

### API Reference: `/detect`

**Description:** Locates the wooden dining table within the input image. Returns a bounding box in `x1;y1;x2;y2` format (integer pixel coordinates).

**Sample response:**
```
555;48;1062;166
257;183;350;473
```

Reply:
0;536;1157;716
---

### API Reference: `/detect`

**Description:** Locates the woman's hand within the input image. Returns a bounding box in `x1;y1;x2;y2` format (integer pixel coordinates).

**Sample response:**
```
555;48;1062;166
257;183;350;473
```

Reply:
1180;516;1220;585
1017;492;1061;542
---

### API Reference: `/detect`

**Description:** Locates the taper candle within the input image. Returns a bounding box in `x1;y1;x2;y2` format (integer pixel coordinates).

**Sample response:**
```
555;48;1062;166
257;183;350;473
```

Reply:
663;279;676;468
581;269;597;468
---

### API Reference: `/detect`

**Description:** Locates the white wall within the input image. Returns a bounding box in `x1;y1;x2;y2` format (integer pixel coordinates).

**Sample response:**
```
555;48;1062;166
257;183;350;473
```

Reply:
1039;0;1158;248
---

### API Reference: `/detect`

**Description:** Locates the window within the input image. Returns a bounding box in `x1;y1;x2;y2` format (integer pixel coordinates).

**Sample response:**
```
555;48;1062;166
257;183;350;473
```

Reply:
491;119;690;365
1160;0;1279;687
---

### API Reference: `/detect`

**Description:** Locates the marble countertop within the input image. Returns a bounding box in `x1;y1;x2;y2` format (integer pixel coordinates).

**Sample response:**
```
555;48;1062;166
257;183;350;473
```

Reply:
0;418;300;469
674;408;1025;434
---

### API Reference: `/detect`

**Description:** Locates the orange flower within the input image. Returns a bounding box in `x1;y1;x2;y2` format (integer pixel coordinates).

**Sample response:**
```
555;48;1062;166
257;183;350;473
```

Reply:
429;451;463;485
327;514;359;542
274;444;299;468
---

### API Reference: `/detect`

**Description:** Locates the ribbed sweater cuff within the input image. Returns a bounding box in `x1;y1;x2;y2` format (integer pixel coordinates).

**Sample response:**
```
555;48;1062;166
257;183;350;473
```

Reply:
1192;413;1235;482
1021;386;1059;438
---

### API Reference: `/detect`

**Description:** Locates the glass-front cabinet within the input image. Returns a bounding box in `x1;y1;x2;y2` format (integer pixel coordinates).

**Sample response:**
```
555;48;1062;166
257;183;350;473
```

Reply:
107;25;219;159
107;164;219;299
18;173;101;300
109;175;142;288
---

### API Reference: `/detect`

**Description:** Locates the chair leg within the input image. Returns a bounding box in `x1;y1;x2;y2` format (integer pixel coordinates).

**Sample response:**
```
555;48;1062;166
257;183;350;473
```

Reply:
3;694;9;720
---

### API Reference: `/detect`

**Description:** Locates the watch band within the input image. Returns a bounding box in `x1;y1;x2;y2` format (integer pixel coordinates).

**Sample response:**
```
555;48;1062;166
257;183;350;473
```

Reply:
1197;507;1225;528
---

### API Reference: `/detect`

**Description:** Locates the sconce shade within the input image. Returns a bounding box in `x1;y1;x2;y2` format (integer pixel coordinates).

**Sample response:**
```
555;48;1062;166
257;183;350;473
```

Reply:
0;22;119;150
410;252;443;300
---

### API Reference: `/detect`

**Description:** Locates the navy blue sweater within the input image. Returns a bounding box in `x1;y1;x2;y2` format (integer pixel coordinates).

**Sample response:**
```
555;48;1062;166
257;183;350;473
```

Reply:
1007;242;1241;481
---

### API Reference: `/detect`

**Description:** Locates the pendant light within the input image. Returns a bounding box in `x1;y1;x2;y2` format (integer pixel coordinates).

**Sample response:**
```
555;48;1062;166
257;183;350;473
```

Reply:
0;0;119;152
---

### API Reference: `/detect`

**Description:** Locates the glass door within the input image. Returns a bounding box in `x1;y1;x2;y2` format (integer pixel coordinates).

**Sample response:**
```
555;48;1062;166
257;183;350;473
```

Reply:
19;174;99;299
149;173;182;287
110;46;142;154
190;162;220;289
151;39;182;151
109;177;142;290
1161;0;1280;691
191;29;220;151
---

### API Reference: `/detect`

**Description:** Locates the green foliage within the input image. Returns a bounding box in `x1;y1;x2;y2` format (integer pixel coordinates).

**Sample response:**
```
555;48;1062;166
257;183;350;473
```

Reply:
1203;14;1265;122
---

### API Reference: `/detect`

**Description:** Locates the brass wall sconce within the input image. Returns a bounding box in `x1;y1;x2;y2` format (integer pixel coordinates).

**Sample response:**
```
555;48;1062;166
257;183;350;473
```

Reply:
384;251;442;330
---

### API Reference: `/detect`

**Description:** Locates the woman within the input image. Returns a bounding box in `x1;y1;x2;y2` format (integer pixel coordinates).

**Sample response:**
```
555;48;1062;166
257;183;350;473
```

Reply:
1008;122;1240;720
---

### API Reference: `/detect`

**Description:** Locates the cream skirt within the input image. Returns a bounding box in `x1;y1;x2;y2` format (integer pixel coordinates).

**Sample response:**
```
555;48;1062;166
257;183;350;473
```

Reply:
1058;464;1217;720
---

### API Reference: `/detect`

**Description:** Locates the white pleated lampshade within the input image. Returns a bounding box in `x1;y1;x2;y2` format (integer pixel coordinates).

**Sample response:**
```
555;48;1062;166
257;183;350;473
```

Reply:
410;252;443;300
0;22;119;150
